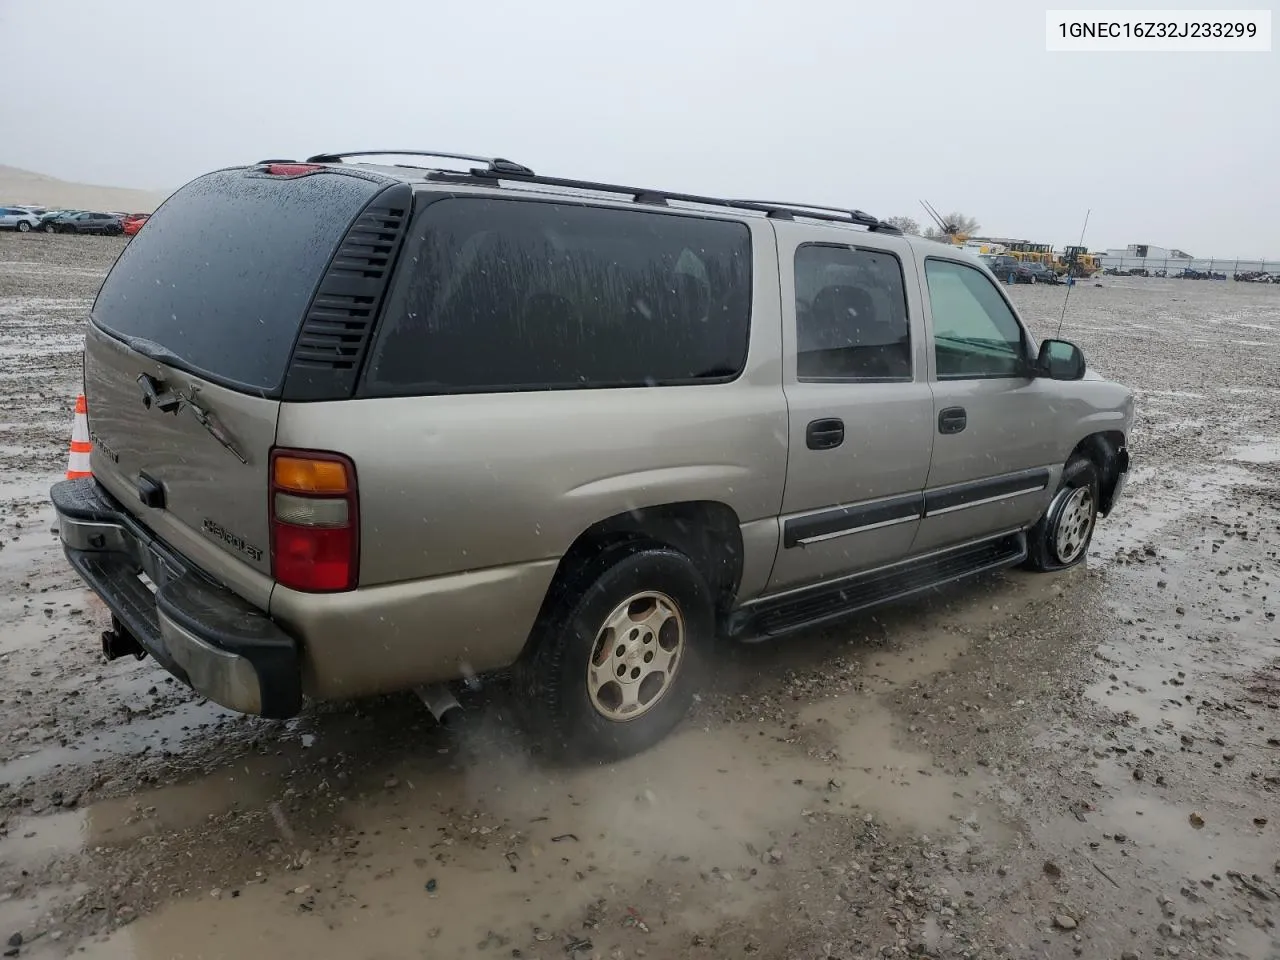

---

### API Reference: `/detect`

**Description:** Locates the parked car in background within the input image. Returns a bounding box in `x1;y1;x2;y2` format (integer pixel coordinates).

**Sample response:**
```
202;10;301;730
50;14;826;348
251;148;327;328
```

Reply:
1025;262;1062;284
982;255;1034;284
0;207;42;232
39;211;78;232
122;213;150;236
49;211;123;235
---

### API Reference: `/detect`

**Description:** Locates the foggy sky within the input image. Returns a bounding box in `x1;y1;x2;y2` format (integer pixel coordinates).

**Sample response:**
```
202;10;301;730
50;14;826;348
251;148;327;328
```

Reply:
2;0;1276;255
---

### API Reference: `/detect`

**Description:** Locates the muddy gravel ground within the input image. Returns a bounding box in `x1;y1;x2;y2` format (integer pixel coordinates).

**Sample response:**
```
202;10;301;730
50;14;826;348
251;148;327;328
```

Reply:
0;234;1277;960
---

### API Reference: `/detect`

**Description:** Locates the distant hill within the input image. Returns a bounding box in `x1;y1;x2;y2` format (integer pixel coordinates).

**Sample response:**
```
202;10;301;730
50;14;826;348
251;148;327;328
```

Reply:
0;165;167;213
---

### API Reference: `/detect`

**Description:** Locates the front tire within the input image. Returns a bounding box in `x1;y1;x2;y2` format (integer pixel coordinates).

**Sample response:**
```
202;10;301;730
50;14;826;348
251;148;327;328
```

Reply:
516;544;713;761
1024;455;1100;572
43;223;56;233
16;221;30;233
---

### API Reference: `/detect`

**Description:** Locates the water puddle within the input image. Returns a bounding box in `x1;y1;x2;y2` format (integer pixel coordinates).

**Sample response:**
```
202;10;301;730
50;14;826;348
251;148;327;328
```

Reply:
1091;464;1255;556
11;605;1018;960
798;695;1002;837
68;697;998;960
0;696;237;785
0;884;90;959
1090;785;1267;880
1227;438;1280;464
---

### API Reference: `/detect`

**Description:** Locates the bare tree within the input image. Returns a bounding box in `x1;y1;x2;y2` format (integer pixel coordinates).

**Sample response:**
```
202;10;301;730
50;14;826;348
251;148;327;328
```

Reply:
884;216;921;235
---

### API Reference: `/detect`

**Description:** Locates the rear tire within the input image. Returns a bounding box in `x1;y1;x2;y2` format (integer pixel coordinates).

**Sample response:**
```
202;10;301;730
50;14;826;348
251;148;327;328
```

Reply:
515;544;713;762
1023;455;1100;572
43;223;56;233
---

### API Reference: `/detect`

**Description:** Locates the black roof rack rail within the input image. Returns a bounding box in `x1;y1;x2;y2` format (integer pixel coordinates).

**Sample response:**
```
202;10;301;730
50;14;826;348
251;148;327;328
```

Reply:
432;166;899;233
305;150;535;176
306;150;897;233
731;199;899;233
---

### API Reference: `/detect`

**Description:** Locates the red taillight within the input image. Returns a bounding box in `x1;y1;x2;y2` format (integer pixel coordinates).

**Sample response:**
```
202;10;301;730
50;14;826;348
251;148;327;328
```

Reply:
269;449;358;593
262;163;324;177
273;524;356;592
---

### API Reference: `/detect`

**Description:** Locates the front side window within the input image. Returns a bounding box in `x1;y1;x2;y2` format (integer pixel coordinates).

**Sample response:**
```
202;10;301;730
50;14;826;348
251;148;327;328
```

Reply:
364;197;753;394
924;259;1028;379
793;244;911;382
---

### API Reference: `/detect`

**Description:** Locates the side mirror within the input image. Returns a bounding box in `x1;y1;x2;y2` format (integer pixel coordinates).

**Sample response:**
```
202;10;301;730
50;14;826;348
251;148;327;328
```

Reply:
1036;339;1086;380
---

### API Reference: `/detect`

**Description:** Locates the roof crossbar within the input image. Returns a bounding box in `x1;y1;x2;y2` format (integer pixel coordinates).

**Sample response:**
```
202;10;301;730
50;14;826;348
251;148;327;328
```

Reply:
730;199;885;229
305;150;535;176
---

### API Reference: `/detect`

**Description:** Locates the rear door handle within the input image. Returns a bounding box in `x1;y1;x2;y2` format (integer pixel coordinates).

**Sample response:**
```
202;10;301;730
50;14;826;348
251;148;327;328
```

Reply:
938;406;967;434
806;418;845;450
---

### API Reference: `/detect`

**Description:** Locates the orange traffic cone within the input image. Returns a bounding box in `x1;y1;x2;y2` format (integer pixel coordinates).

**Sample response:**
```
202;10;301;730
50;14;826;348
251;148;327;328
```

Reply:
66;394;92;480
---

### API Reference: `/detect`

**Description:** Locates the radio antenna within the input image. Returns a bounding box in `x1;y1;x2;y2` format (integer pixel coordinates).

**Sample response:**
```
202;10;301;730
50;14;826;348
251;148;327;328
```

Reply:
1056;209;1092;338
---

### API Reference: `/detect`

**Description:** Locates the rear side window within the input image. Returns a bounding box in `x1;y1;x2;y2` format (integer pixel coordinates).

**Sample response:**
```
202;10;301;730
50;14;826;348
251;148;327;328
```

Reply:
362;197;752;395
92;168;382;394
794;244;911;382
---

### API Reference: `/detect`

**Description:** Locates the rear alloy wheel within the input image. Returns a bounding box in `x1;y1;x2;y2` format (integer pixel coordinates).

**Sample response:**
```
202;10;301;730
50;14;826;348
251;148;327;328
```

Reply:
517;545;713;761
43;223;56;233
586;590;684;721
1024;455;1101;571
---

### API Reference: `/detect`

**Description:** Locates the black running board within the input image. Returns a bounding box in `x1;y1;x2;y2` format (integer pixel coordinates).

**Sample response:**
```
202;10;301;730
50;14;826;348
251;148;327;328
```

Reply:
725;532;1027;641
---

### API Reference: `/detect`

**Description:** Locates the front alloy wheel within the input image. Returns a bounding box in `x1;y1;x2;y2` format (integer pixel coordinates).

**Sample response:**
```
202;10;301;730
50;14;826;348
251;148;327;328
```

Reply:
1051;485;1095;565
1023;454;1101;572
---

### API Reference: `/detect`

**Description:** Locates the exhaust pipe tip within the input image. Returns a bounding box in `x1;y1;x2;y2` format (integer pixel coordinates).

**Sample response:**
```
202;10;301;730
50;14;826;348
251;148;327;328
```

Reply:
415;683;464;727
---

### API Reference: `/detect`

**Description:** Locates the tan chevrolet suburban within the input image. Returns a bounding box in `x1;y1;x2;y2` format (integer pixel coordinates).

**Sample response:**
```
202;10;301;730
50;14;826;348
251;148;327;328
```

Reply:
51;150;1133;759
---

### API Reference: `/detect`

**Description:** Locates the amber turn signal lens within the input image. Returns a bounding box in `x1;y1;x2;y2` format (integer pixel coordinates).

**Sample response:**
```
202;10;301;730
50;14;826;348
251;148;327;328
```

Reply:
273;456;350;495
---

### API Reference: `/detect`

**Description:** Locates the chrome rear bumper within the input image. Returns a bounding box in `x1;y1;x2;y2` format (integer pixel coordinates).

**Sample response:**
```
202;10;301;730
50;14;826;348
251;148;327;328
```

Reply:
50;477;301;718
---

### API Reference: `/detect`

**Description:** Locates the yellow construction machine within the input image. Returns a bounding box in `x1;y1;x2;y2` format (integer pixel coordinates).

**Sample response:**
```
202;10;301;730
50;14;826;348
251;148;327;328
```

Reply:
1005;241;1057;267
1058;245;1101;277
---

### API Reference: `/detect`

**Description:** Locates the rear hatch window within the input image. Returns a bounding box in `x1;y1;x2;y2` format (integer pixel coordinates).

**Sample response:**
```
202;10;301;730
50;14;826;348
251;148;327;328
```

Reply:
92;168;384;395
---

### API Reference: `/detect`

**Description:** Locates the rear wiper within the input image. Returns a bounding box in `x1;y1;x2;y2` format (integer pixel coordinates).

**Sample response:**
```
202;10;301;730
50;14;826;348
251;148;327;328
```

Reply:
121;334;184;368
136;374;247;465
183;391;248;465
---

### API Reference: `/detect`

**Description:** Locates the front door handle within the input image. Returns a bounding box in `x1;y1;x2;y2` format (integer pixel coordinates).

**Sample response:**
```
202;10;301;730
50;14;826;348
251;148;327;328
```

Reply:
806;418;845;450
938;406;967;434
